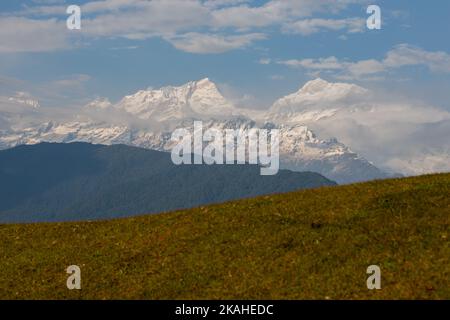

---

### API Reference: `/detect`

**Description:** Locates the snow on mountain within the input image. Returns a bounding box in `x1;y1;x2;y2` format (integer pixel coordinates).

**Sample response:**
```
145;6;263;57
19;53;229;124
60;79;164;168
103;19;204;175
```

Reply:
0;93;43;133
7;92;40;109
275;124;388;183
0;121;129;148
0;78;407;183
0;116;388;183
267;78;367;123
273;78;367;108
109;78;240;122
266;78;450;177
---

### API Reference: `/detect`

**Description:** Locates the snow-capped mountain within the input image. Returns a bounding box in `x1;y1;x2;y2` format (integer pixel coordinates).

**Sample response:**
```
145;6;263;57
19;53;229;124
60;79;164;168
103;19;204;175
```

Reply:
103;78;244;122
2;77;447;181
272;78;367;110
0;116;388;183
0;78;407;183
275;124;388;183
0;93;43;133
7;92;40;109
266;78;368;124
266;78;450;176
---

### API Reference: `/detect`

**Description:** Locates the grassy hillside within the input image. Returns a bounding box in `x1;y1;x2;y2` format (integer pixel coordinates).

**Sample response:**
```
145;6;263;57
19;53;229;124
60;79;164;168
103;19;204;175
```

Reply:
0;174;449;300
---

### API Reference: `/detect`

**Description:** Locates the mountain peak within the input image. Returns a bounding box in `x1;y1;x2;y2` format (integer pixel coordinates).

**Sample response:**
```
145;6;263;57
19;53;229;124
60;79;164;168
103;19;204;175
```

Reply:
296;78;367;96
271;78;367;110
197;77;212;84
302;77;329;86
298;78;331;94
267;78;369;121
110;78;235;121
190;77;218;91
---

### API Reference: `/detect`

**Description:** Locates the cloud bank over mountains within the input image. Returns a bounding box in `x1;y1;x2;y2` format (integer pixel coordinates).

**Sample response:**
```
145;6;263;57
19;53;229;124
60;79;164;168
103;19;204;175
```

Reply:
265;78;450;175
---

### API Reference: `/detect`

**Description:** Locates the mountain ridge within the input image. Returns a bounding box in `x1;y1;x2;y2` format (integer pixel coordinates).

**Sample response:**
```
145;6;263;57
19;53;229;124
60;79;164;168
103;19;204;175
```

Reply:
0;117;389;183
0;142;336;223
0;78;393;183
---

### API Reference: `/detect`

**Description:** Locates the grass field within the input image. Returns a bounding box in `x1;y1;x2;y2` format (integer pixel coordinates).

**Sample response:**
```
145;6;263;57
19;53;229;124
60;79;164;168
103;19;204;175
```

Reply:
0;173;449;299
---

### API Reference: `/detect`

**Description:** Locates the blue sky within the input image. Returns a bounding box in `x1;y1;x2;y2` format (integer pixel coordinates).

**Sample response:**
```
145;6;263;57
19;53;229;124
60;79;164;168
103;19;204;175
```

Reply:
1;0;450;109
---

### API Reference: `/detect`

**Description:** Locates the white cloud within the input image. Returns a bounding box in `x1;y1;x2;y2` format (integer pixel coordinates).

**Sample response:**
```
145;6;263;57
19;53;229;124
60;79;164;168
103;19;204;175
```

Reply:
258;58;271;65
51;74;91;88
109;46;139;50
210;4;279;29
166;32;266;54
384;44;450;73
31;0;66;3
81;0;211;39
3;0;366;54
209;0;363;29
0;17;69;53
278;44;450;79
282;18;365;35
18;4;67;16
82;0;147;13
269;74;285;80
346;59;385;77
203;0;251;9
280;56;345;70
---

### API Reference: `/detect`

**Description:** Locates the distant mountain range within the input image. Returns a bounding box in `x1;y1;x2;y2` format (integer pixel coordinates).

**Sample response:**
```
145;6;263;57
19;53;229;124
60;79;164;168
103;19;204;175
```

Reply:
0;142;336;223
0;78;402;183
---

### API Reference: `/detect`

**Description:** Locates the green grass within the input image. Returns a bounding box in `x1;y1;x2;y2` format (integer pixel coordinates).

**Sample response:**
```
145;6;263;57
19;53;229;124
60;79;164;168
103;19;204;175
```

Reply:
0;173;449;300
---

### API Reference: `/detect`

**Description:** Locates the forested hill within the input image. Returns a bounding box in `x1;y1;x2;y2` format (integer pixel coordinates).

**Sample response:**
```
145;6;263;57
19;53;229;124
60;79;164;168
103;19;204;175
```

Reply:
0;142;335;223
